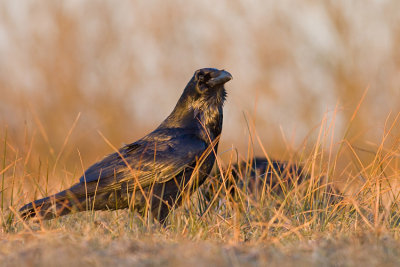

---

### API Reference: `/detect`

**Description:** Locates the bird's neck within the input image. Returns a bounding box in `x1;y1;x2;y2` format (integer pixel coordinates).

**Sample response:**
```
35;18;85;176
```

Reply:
160;92;225;142
193;103;223;142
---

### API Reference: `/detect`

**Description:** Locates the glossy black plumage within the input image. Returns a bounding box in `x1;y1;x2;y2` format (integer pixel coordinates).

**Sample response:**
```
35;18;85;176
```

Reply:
200;158;304;201
226;158;341;203
230;158;304;195
201;157;342;205
19;68;232;223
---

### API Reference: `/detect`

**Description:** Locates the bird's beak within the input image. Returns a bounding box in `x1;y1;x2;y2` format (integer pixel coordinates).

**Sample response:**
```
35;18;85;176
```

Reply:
207;70;232;87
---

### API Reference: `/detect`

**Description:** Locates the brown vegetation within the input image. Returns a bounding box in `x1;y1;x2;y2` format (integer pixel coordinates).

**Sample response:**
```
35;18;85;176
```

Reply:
1;1;400;266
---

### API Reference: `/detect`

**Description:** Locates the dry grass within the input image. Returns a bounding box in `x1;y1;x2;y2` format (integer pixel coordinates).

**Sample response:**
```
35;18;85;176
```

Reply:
1;1;400;266
1;107;400;266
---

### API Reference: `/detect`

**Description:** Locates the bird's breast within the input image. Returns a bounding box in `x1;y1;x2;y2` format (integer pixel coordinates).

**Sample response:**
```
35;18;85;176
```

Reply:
196;106;223;143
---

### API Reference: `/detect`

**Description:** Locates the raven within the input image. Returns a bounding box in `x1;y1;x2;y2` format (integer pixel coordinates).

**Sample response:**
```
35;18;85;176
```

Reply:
229;158;304;196
19;68;232;223
201;158;304;201
201;157;342;204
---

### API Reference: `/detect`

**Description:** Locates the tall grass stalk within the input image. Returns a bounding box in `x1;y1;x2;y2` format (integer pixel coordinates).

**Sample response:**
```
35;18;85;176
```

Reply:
1;127;7;212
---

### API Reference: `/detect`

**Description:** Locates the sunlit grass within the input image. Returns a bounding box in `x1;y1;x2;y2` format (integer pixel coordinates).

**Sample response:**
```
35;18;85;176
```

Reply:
0;107;399;265
0;1;400;264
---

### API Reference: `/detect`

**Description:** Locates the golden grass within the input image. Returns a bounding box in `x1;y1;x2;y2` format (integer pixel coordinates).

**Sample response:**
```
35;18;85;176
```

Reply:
0;107;400;266
1;1;400;265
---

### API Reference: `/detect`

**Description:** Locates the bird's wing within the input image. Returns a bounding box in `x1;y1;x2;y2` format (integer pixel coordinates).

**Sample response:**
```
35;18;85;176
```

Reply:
79;130;210;189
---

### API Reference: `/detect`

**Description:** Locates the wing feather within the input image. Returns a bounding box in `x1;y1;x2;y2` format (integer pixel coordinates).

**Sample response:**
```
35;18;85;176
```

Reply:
79;129;207;191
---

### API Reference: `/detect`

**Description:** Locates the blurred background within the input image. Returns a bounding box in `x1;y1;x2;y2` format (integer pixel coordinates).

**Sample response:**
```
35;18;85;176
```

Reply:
0;1;399;194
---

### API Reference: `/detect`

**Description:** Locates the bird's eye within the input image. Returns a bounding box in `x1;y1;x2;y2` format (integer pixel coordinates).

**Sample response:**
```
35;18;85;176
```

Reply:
196;72;211;83
195;74;207;94
196;71;205;82
195;71;212;93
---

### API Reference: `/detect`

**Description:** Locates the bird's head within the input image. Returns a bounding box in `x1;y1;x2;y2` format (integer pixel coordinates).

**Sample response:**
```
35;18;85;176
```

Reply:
185;68;232;108
193;68;232;95
162;68;232;129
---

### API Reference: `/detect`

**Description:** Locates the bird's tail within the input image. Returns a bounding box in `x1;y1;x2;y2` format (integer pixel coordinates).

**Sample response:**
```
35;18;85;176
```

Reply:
19;182;98;220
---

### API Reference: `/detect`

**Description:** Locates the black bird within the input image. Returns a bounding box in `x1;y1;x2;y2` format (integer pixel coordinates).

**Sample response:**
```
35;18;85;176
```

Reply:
229;158;304;196
228;158;342;203
19;68;232;223
201;157;342;204
201;158;304;201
